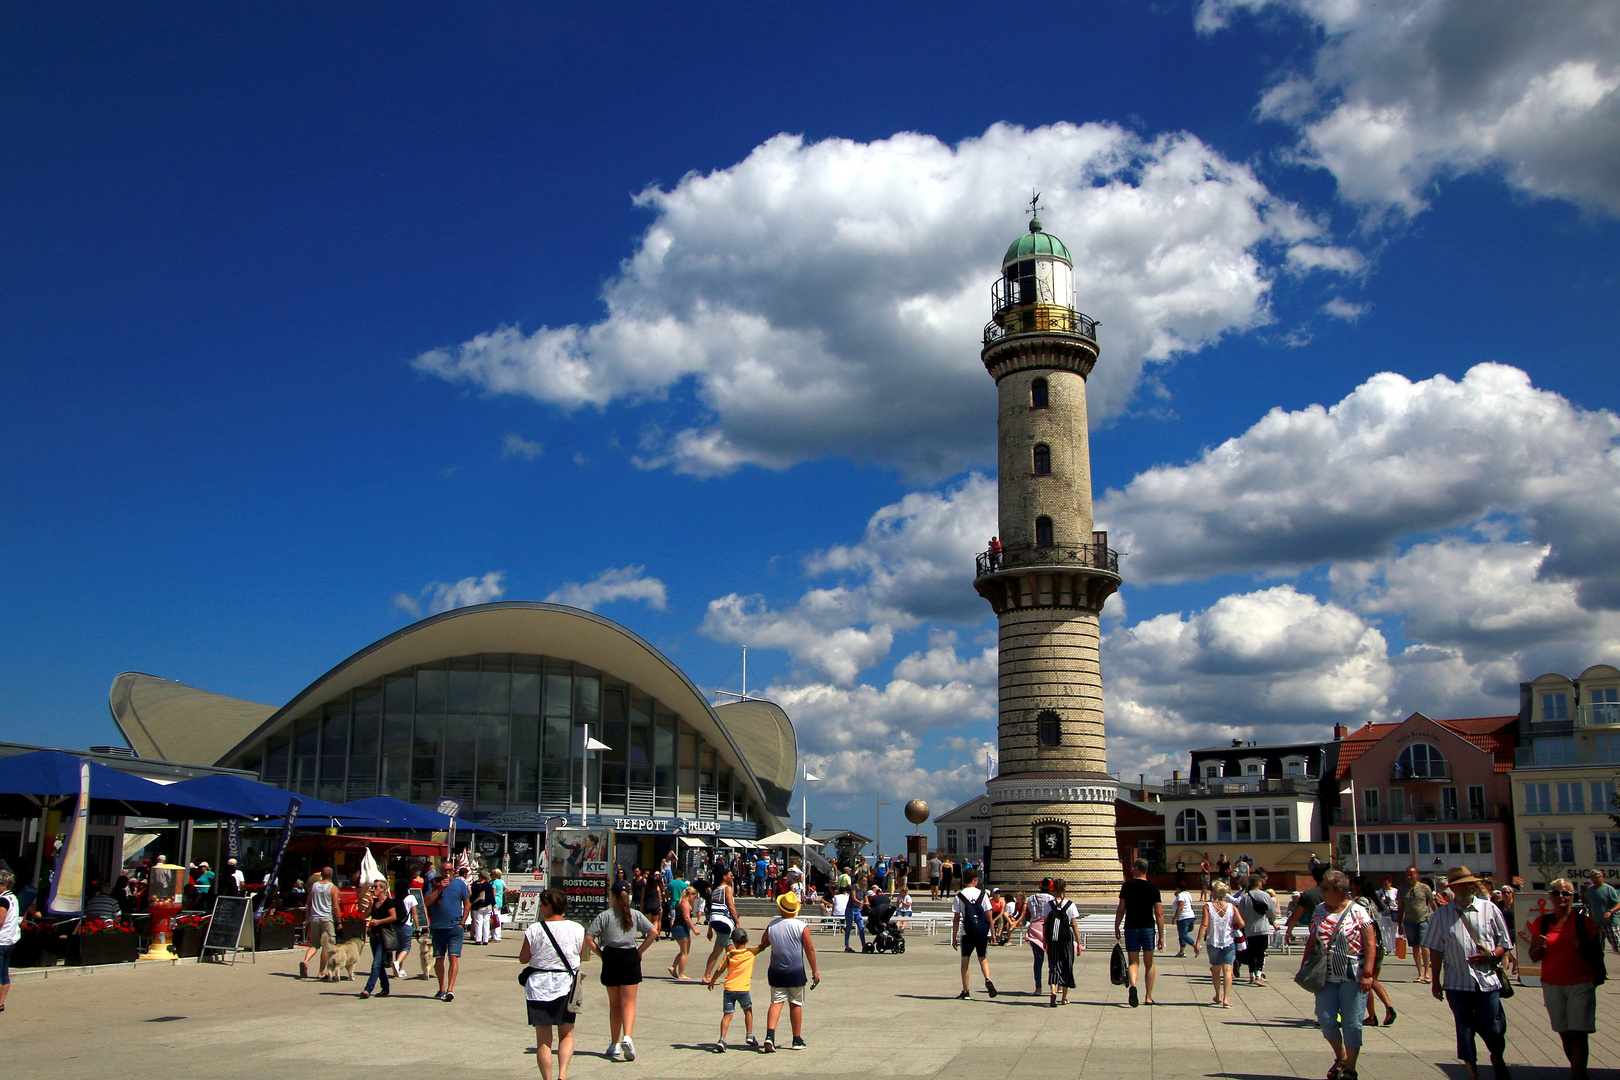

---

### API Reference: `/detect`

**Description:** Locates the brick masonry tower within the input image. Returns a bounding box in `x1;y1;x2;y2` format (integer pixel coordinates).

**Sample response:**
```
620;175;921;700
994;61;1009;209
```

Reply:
973;210;1121;897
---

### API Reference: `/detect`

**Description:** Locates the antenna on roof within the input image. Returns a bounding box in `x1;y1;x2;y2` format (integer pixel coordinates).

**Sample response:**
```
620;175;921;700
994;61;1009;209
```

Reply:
713;646;765;704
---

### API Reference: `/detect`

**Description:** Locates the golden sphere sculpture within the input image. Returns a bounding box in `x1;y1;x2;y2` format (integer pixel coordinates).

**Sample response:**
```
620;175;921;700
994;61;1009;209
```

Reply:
904;799;930;826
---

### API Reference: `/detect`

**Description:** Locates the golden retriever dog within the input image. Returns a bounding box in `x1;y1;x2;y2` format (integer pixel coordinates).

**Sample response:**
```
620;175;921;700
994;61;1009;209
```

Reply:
319;937;364;981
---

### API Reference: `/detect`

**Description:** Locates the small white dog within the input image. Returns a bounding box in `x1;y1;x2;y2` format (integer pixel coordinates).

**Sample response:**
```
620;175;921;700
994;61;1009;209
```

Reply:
319;937;364;981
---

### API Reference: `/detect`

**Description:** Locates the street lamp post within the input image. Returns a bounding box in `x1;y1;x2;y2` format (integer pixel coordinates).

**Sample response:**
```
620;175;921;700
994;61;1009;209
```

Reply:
802;764;820;877
581;723;612;827
876;797;891;860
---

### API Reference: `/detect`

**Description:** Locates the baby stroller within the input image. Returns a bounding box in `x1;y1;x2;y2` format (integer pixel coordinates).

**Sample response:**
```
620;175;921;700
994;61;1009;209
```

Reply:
863;892;906;954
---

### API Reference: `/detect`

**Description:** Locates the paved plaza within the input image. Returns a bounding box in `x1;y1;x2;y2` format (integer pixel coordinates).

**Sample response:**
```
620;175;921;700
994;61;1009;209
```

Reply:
5;922;1616;1079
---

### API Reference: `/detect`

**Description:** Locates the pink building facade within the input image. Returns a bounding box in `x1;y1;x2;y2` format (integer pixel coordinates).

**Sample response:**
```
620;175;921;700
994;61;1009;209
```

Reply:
1329;712;1517;880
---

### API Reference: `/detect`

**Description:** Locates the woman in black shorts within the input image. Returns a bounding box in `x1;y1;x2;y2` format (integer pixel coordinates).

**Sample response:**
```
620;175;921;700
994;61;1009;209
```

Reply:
585;880;659;1062
520;889;585;1080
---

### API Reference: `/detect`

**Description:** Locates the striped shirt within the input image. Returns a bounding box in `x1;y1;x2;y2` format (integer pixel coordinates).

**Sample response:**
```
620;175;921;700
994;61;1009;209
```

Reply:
1422;896;1510;992
1309;902;1373;982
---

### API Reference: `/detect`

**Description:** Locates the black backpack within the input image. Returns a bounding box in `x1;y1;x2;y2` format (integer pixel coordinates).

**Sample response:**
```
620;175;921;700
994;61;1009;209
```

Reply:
1045;900;1074;948
959;888;991;936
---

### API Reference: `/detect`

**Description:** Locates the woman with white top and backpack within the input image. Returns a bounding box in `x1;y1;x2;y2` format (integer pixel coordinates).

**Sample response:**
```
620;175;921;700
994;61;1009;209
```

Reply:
1195;880;1246;1008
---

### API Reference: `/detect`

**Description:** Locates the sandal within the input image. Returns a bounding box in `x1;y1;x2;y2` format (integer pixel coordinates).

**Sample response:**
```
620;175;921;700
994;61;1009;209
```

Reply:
1384;1008;1397;1026
1328;1061;1344;1080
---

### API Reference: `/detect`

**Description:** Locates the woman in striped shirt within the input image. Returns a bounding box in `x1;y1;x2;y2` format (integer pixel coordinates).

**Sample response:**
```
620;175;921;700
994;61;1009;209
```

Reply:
1302;871;1377;1080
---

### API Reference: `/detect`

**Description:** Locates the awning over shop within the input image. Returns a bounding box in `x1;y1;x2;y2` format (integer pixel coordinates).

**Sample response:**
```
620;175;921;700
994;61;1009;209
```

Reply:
678;836;709;848
719;838;749;849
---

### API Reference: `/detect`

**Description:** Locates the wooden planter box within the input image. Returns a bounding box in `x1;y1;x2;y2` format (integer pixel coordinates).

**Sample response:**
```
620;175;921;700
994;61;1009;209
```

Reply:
9;934;50;968
256;924;299;952
74;931;140;966
171;922;209;958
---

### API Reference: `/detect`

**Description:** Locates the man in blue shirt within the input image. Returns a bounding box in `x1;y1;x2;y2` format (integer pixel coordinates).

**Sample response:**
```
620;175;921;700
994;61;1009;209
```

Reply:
425;859;471;1002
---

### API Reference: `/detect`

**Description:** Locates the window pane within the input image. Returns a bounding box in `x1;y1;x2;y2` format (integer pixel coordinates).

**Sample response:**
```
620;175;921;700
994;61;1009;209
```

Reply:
545;672;572;718
574;669;601;720
479;670;511;715
448;668;478;714
385;673;415;713
512;672;540;716
416;667;447;714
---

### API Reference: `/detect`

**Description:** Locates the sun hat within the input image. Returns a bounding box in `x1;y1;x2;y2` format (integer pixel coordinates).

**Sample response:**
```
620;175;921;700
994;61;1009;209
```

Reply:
776;891;801;915
1445;865;1486;887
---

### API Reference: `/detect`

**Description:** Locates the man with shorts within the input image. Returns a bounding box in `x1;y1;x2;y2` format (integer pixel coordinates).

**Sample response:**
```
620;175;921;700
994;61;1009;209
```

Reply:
928;855;942;899
299;866;337;979
426;858;471;1001
1583;870;1620;954
1199;854;1213;900
1114;857;1163;1006
1400;864;1436;982
951;867;998;1000
761;891;819;1052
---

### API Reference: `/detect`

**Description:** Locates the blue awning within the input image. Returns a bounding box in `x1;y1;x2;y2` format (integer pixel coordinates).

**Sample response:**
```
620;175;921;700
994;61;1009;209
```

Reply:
336;795;501;833
164;774;386;825
0;750;244;819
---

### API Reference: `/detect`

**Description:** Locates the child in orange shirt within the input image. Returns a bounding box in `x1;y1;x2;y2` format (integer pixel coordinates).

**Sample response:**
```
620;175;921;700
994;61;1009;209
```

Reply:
705;926;769;1052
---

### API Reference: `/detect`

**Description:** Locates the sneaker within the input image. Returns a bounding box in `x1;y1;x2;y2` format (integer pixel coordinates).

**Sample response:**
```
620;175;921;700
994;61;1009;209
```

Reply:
715;1040;727;1053
376;990;389;997
606;1043;623;1061
791;1037;807;1050
442;991;454;1003
745;1035;760;1049
985;980;998;998
432;990;445;1000
1129;986;1139;1008
956;990;970;999
761;1038;775;1054
622;1036;636;1061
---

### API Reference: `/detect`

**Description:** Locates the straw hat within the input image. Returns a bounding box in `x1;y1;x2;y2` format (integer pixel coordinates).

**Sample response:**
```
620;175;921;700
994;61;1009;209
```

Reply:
776;891;801;915
1444;865;1486;887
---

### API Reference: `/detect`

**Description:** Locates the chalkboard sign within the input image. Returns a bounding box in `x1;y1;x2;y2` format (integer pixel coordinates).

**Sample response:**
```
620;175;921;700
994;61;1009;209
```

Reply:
204;896;253;963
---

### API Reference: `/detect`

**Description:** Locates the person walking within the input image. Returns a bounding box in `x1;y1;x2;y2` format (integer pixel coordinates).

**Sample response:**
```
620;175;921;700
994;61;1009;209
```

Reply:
1528;878;1602;1080
585;879;658;1062
393;883;418;979
0;868;20;1014
1044;879;1081;1007
1286;863;1328;951
940;857;955;894
359;880;402;999
1582;870;1620;955
1114;857;1163;1008
1199;854;1213;901
1424;866;1515;1080
638;871;664;935
1399;864;1437;983
426;857;471;1002
701;868;739;983
1195;881;1245;1008
705;926;767;1052
521;889;584;1080
1235;874;1278;986
952;867;998;1000
667;885;699;981
490;869;506;943
761;891;819;1052
470;870;496;945
1024;878;1054;995
833;884;866;953
1352;876;1396;1026
1301;870;1377;1080
929;854;942;900
299;866;337;980
1173;881;1196;958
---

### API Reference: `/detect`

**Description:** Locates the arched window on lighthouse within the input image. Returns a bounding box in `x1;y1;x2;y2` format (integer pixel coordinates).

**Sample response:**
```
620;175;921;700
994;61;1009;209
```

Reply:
1037;710;1061;746
1033;444;1051;475
1030;378;1049;408
1035;516;1054;547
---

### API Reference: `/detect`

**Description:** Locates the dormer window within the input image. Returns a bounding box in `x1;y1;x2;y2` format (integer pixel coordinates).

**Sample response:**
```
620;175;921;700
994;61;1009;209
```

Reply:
1031;378;1049;408
1033;444;1051;475
1542;692;1570;721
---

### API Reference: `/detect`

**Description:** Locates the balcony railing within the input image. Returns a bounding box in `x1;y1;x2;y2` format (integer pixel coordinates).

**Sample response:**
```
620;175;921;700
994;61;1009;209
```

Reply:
1574;702;1620;729
1331;804;1502;826
1161;776;1318;798
1390;761;1452;781
982;283;1099;346
1515;743;1620;768
976;542;1119;578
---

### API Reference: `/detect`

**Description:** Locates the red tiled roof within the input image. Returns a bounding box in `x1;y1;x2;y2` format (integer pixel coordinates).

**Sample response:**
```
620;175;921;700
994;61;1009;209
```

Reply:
1335;714;1518;777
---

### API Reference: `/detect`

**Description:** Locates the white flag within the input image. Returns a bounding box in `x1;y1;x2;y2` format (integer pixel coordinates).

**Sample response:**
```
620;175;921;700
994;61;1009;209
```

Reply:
805;772;820;782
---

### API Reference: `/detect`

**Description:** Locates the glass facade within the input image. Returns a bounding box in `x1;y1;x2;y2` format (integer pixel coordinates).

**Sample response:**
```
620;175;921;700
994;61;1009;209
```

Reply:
230;652;761;823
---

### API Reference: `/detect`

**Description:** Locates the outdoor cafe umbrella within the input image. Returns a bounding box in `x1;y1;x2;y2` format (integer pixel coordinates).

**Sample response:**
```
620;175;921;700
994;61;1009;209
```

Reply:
163;774;387;827
0;750;244;820
336;795;501;833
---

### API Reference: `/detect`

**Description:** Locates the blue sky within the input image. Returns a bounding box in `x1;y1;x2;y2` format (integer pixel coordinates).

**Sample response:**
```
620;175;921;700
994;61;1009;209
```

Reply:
3;2;1618;844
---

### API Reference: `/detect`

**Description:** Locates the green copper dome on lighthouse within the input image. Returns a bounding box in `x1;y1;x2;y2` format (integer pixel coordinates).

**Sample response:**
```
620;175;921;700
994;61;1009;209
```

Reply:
1003;217;1072;265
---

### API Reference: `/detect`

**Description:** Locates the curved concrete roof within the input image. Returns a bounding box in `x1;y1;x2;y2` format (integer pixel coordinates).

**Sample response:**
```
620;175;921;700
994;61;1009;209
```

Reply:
713;699;797;818
211;602;789;832
109;672;278;767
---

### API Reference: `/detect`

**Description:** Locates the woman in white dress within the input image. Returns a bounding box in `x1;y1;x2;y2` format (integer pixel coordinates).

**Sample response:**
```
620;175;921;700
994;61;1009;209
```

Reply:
520;888;586;1080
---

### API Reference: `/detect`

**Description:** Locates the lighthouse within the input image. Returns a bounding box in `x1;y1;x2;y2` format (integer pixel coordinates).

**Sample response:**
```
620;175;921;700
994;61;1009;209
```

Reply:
973;208;1121;895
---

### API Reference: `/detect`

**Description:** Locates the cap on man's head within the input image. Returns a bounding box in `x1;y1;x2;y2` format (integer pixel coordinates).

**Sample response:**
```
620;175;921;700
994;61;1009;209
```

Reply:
730;927;749;945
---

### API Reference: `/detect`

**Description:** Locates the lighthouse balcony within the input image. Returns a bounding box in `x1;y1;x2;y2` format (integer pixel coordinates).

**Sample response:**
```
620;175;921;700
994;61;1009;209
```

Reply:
983;304;1098;347
976;540;1118;579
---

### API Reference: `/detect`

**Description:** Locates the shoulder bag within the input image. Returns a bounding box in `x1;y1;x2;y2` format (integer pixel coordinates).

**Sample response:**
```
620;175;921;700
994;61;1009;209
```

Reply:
535;919;586;1012
1295;905;1351;994
1109;941;1127;985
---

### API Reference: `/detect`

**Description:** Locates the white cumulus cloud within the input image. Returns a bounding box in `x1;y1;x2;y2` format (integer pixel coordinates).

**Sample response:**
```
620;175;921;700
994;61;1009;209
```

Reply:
545;566;668;612
393;571;507;617
415;122;1353;479
1200;0;1620;220
501;433;544;460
